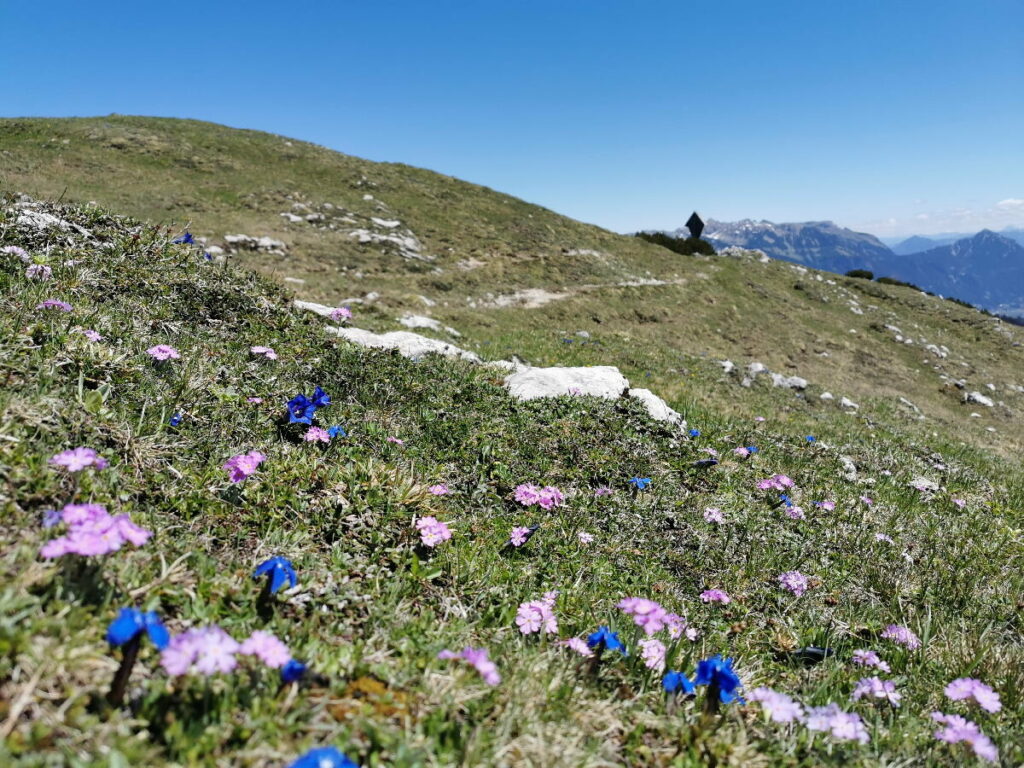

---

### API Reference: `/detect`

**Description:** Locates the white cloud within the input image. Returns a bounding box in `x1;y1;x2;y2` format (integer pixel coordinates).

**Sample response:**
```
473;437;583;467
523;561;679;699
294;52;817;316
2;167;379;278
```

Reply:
915;213;929;220
996;198;1024;209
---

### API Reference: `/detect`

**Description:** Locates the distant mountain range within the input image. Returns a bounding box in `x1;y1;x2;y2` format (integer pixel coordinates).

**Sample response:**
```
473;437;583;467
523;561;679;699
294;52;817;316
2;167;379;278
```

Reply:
667;218;1024;314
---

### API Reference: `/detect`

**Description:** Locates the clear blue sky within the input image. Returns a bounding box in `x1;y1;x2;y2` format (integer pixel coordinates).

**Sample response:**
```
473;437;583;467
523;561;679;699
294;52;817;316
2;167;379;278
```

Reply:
3;0;1022;238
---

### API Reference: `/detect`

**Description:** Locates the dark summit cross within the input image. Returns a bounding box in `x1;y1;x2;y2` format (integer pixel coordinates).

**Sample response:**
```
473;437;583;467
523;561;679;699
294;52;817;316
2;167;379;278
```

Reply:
686;212;705;240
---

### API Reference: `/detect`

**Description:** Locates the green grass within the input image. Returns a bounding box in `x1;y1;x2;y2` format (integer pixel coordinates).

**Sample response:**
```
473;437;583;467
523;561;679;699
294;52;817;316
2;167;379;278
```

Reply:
1;198;1022;766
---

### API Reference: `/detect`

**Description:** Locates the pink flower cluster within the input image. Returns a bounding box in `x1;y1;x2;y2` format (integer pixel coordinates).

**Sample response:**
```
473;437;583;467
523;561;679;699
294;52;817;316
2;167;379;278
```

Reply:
329;306;352;322
26;264;52;280
784;506;805;520
513;483;564;510
515;592;558;635
509;526;532;547
40;503;151;558
618;597;696;640
805;703;870;744
304;427;330;443
747;687;805;723
945;678;1001;713
639;638;666;671
561;637;593;657
778;570;810;597
50;446;108;472
703;507;725;523
37;299;72;312
700;589;731;604
146;344;180;361
931;713;998;762
416;516;452;547
162;627;294;676
238;630;292;668
222;450;266;483
881;624;921;649
851;649;890;673
757;474;795;491
733;446;751;458
851;676;901;706
428;484;449;496
437;646;500;685
250;345;278;360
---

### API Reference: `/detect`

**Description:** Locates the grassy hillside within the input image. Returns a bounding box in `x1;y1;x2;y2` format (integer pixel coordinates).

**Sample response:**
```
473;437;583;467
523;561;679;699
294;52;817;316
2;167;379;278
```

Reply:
1;198;1022;766
2;116;1023;460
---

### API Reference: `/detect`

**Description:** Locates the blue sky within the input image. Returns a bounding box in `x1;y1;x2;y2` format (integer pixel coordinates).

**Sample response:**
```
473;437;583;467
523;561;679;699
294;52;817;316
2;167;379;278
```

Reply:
4;0;1022;238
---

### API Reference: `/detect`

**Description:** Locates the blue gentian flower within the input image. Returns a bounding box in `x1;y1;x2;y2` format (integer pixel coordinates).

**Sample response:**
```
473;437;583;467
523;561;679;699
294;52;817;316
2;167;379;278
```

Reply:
203;251;212;261
311;386;331;410
172;232;194;245
41;509;62;528
288;747;358;768
586;626;627;655
281;659;308;684
779;493;792;507
287;394;316;424
693;654;743;703
747;446;758;453
805;435;816;443
663;670;695;695
689;429;700;438
254;556;297;594
169;412;182;426
106;607;170;650
629;477;652;490
327;426;347;439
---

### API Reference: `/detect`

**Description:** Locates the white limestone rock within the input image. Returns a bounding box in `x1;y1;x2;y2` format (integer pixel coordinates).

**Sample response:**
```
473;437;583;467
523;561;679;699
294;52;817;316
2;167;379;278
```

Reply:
965;391;994;407
505;366;629;402
326;326;480;362
627;388;685;426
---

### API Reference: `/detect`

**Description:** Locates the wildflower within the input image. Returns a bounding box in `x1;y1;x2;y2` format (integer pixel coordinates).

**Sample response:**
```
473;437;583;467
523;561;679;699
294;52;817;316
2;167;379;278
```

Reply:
289;747;358;768
515;597;558;635
754;416;766;422
281;659;308;684
222;450;266;483
945;678;1001;713
311;386;331;409
931;712;998;762
778;571;810;596
703;507;725;523
41;509;62;528
874;532;894;544
663;670;695;695
689;429;700;438
387;436;405;446
287;394;316;424
733;446;750;458
36;299;72;312
106;608;170;650
239;630;291;668
39;505;151;558
514;483;563;508
747;445;759;453
304;426;331;443
665;613;698;641
693;655;743;704
169;413;182;426
253;556;297;594
851;649;891;673
594;487;613;497
639;638;667;671
747;687;805;723
172;231;195;244
568;386;582;395
247;396;264;403
161;626;241;676
586;626;626;655
50;446;108;472
851;676;901;706
756;474;794;491
2;245;30;260
80;328;103;341
146;344;180;361
952;497;966;508
26;264;52;280
536;486;564;509
428;484;449;496
437;646;501;685
815;500;836;511
629;477;652;490
329;306;352;322
784;506;805;520
327;425;346;438
250;345;278;360
514;484;541;505
700;589;731;604
562;637;594;657
509;525;537;547
881;624;921;650
577;531;595;544
702;447;719;457
860;495;873;505
806;703;870;744
805;435;816;443
416;516;452;547
618;597;668;635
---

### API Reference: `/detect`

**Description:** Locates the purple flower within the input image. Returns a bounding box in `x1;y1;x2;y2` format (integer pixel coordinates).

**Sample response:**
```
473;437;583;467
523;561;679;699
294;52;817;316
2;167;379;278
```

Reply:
222;450;266;483
36;299;72;312
733;446;750;458
665;612;698;641
756;474;794;491
874;532;895;544
428;484;449;496
509;526;532;547
303;426;330;443
860;495;874;506
386;436;405;446
778;571;810;596
50;446;108;472
41;509;62;528
784;506;806;520
593;487;613;497
80;329;103;342
39;504;151;558
703;507;725;523
561;637;593;657
881;624;921;650
514;483;563;509
160;626;241;676
851;676;901;706
416;516;452;547
618;597;668;635
851;649;891;673
944;678;1001;713
26;264;52;280
239;630;291;668
437;646;500;685
952;498;966;509
700;589;731;604
250;345;278;360
747;687;805;723
815;500;836;511
2;245;30;261
931;712;998;762
639;638;666;671
329;306;352;322
146;344;180;361
515;596;558;635
577;531;595;544
805;703;869;743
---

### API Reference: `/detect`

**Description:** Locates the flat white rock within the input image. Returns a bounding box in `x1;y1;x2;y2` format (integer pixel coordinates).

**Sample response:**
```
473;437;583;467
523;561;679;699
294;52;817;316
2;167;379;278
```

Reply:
326;326;480;362
627;388;685;425
504;366;629;402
